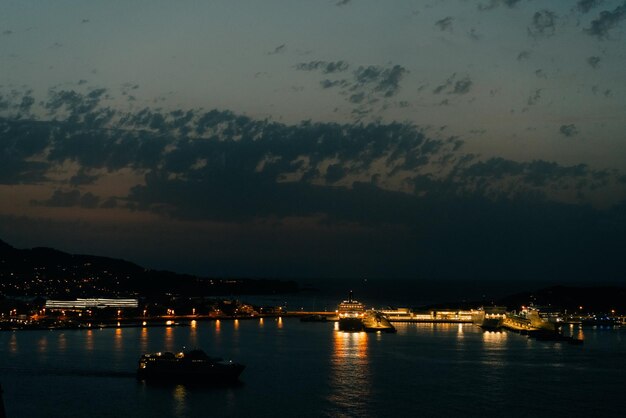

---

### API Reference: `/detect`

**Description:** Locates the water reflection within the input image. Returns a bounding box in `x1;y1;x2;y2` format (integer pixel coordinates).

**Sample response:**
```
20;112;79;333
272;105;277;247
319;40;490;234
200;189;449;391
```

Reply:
277;317;283;329
140;327;149;353
328;331;370;417
480;331;508;383
189;321;198;348
114;328;123;353
58;333;67;352
173;384;187;417
85;330;94;352
481;330;508;346
38;335;48;353
164;326;174;352
9;333;18;353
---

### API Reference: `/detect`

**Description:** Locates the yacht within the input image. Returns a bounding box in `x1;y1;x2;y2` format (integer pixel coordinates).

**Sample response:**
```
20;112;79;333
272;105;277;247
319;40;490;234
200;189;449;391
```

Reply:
137;349;245;382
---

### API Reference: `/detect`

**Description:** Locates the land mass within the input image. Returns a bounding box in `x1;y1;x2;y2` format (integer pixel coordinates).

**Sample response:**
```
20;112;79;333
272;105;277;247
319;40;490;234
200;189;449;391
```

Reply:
0;238;298;299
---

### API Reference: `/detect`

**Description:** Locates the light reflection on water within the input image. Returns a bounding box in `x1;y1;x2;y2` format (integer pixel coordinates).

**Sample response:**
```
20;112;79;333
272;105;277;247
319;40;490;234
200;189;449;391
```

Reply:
57;333;67;352
164;326;174;352
328;331;370;417
139;327;148;353
85;330;93;352
114;328;123;353
38;335;48;353
173;384;187;417
2;320;625;418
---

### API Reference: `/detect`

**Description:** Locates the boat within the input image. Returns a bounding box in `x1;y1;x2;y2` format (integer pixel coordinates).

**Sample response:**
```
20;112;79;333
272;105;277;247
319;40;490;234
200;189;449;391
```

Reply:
472;306;506;331
337;291;365;331
137;349;245;382
362;310;396;333
502;307;557;333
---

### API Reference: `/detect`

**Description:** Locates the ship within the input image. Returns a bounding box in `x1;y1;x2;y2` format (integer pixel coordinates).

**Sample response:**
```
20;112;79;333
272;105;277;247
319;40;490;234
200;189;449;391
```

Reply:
137;349;245;382
362;310;396;333
337;291;365;331
502;307;558;333
472;306;507;331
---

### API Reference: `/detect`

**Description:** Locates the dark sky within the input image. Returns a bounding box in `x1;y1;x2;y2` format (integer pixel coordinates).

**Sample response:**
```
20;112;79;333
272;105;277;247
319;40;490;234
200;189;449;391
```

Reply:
1;1;625;280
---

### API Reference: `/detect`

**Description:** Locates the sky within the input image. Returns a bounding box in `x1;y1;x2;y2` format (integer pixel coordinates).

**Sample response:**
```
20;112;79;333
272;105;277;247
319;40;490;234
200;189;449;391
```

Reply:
1;0;625;281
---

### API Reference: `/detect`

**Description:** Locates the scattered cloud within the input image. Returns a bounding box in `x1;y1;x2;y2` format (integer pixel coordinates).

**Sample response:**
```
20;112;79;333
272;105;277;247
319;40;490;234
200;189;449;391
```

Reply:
433;74;472;95
435;16;454;32
295;60;349;73
587;55;602;68
577;0;603;14
585;2;626;38
268;44;286;55
528;10;557;37
560;124;579;137
31;189;101;209
478;0;524;11
527;88;542;105
296;61;408;117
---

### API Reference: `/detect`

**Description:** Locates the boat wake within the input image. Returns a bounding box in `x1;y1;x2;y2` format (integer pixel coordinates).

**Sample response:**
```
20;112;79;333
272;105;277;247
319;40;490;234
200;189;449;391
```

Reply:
0;366;136;379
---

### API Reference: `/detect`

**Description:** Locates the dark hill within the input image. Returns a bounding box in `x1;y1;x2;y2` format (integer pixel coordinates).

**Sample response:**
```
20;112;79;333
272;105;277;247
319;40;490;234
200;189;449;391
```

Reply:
0;239;297;298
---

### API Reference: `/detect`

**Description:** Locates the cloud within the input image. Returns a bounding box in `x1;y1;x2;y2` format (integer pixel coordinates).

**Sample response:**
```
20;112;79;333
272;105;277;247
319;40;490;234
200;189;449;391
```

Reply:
577;0;603;14
30;189;101;209
528;10;557;37
352;64;408;97
69;168;99;186
560;124;579;137
478;0;524;11
585;2;626;38
1;86;624;222
435;16;454;32
2;30;13;36
2;86;626;279
268;44;286;55
433;74;472;95
336;0;351;6
587;55;602;68
297;61;408;117
295;60;349;73
527;88;542;105
452;78;472;94
517;50;531;61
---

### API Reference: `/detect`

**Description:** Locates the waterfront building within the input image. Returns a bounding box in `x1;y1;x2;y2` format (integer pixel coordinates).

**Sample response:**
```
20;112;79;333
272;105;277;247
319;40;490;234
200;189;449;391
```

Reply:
45;298;139;310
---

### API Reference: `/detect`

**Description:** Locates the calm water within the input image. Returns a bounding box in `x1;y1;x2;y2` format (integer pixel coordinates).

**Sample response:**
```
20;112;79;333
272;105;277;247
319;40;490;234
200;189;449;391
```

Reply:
1;320;625;418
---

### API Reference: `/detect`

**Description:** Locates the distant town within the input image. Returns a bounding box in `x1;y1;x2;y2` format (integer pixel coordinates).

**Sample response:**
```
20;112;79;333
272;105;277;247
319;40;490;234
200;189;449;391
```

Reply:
1;239;625;332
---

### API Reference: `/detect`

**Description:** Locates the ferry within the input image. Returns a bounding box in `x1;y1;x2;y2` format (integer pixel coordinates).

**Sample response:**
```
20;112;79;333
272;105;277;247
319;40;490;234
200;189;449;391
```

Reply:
472;306;507;331
337;291;365;331
137;349;245;382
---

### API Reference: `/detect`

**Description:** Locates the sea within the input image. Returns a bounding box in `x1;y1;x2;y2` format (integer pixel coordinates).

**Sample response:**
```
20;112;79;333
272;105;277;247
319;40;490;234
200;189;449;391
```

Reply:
1;318;625;418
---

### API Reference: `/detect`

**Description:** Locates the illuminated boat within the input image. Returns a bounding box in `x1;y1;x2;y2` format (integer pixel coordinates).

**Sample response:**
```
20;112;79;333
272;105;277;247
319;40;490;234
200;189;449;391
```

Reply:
337;291;365;331
137;349;245;382
362;311;396;333
472;306;507;331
